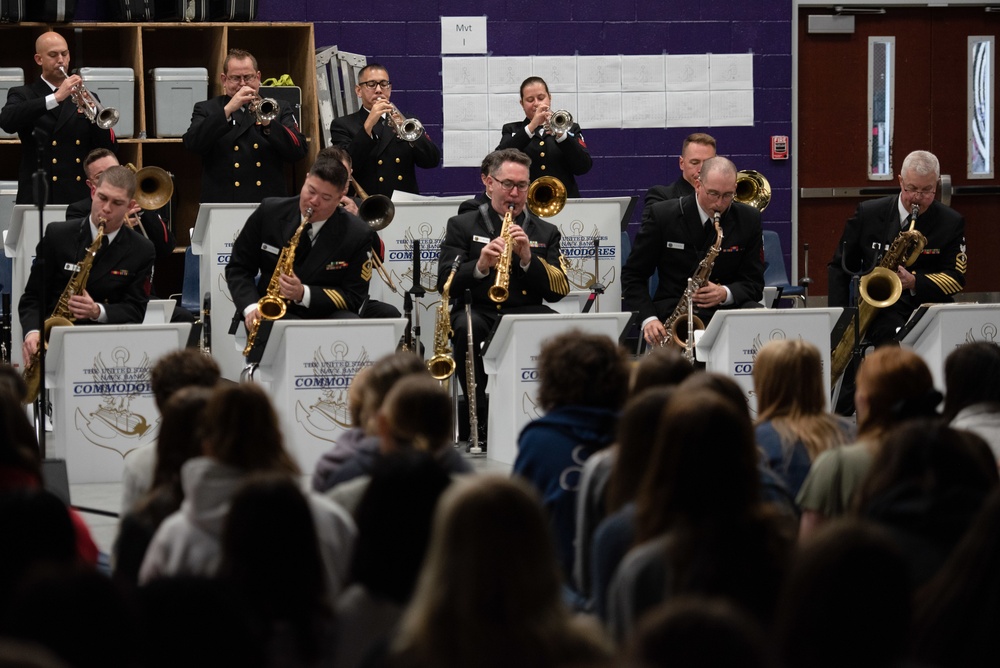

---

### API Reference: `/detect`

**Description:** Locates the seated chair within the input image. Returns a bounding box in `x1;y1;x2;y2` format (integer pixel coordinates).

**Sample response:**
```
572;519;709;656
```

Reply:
762;230;808;307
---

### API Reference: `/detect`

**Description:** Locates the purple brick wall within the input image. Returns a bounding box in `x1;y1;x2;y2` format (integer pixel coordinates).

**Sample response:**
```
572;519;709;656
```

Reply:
71;0;794;269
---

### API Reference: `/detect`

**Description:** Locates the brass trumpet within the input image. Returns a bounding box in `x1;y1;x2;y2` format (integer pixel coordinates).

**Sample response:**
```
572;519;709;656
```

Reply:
347;176;398;294
59;66;119;130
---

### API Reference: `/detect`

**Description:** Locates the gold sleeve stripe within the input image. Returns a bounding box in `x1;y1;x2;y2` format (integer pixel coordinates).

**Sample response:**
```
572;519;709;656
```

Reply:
926;273;962;294
323;289;348;310
539;258;570;295
361;259;372;282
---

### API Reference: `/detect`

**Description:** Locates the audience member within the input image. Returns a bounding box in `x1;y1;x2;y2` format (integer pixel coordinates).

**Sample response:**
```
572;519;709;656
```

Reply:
607;387;794;640
797;347;938;540
220;474;337;668
854;419;998;585
311;364;372;491
943;340;1000;459
113;386;213;589
120;349;221;513
514;331;630;579
588;386;677;617
753;339;854;496
775;519;910;668
625;596;771;668
380;476;611;668
333;452;452;668
911;486;1000;667
139;384;355;601
628;345;695;395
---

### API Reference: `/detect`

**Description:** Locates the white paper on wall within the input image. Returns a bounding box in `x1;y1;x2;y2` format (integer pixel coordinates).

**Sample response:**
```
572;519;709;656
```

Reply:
488;92;525;132
665;54;710;92
443;94;489;130
443;130;492;167
488;57;534;93
622;91;667;128
710;53;754;91
666;91;710;128
578;92;622;129
530;56;577;92
710;90;754;126
577;55;622;92
442;57;488;94
621;55;666;92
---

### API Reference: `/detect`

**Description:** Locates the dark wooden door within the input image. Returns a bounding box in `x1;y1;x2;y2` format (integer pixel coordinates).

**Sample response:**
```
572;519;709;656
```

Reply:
798;6;999;296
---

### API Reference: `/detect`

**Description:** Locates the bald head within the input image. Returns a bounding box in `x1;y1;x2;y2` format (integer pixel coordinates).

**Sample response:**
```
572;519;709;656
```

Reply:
700;156;737;182
34;31;69;82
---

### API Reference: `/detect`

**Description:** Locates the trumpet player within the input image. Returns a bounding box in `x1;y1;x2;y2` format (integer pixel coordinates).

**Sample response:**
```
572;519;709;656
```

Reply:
0;31;116;205
183;48;306;203
496;76;592;197
329;63;441;198
438;149;570;450
19;166;154;367
225;157;372;343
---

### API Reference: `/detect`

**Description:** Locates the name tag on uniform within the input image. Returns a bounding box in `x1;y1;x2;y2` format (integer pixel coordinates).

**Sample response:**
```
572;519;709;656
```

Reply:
472;235;490;244
261;243;280;255
666;241;685;250
64;262;81;272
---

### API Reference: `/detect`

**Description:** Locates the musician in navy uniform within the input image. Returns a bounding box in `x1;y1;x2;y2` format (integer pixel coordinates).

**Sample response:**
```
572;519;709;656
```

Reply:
642;132;716;218
622;156;764;348
329;63;441;199
0;31;116;205
829;150;966;344
19;166;154;367
438;148;570;448
183;48;307;204
225;157;373;342
496;77;592;198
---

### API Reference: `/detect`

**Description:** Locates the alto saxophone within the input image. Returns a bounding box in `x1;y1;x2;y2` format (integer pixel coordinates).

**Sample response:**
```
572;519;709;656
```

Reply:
243;207;313;356
660;212;723;349
23;220;106;403
830;206;927;383
428;258;460;380
488;206;515;303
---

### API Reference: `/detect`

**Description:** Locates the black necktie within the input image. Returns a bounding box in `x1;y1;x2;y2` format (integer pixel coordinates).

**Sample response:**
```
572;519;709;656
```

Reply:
297;223;313;261
373;116;385;141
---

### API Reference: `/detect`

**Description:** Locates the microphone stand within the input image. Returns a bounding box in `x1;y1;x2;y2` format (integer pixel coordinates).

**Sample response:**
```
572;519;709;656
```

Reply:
31;128;49;455
409;239;426;359
581;234;605;314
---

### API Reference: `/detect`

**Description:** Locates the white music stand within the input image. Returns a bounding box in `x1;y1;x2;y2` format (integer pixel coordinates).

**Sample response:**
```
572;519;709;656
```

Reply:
5;204;68;357
190;202;259;381
45;322;193;483
696;308;842;415
899;303;1000;389
481;311;632;468
251;317;406;474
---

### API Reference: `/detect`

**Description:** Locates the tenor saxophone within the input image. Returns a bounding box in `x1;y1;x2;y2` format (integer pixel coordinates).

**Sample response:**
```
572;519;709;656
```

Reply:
243;207;313;356
428;258;460;380
488;206;515;303
659;212;723;349
23;220;107;403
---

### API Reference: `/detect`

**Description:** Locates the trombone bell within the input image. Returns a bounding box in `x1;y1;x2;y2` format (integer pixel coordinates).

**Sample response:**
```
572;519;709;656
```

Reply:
734;170;771;212
526;176;567;218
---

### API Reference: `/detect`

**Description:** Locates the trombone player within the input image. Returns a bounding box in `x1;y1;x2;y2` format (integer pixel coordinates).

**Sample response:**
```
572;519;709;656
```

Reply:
329;63;441;198
828;150;966;413
437;148;570;450
183;48;307;203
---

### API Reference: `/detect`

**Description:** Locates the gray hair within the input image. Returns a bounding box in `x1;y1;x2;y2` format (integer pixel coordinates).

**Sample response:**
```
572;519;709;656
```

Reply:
901;150;940;179
488;148;531;177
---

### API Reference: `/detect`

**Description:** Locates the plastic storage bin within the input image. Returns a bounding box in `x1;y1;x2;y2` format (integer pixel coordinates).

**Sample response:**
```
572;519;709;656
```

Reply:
0;68;25;139
80;67;135;138
150;67;208;138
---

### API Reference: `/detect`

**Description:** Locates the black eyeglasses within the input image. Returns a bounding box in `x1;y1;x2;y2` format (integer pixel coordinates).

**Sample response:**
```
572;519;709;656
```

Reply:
359;80;391;90
225;74;258;85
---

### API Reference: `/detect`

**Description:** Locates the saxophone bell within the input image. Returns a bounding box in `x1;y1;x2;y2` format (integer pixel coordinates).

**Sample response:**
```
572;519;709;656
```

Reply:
428;258;460;381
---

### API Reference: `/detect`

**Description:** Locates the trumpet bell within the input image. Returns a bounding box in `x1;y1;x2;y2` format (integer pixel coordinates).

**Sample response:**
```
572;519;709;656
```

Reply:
859;267;903;308
549;109;573;134
97;106;120;130
735;170;771;212
526;176;567;218
252;96;280;123
398;117;424;142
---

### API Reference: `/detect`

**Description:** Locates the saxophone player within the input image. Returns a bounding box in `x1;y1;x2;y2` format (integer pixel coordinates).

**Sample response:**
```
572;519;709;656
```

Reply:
19;166;155;367
225;157;373;343
623;156;765;347
437;148;570;450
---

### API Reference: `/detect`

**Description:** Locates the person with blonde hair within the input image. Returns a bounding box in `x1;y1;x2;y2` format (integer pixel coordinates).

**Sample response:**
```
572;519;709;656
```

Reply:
797;347;939;540
753;339;854;496
381;476;610;668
